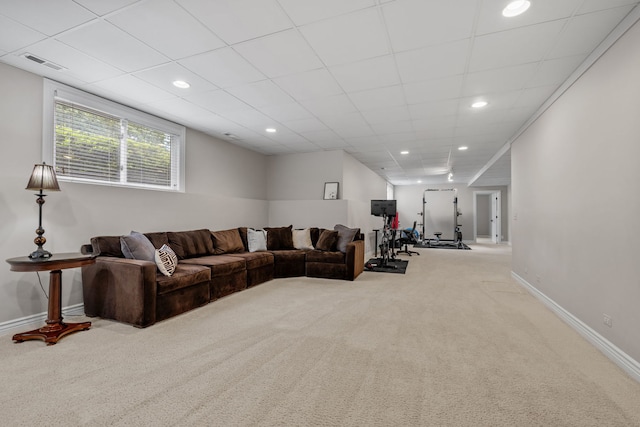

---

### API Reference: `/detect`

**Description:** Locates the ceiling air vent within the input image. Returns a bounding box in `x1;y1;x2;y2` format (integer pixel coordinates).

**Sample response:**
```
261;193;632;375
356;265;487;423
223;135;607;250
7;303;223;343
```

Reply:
22;53;65;71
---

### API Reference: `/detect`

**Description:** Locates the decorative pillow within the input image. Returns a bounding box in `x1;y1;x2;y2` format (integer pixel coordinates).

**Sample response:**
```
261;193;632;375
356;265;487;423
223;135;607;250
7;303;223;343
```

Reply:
315;230;339;252
120;231;156;261
247;228;268;252
264;225;294;250
155;244;178;276
211;229;245;254
334;224;360;253
292;228;314;250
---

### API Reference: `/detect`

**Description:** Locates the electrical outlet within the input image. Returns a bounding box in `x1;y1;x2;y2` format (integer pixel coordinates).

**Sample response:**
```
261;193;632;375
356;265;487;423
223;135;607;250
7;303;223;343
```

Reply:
603;314;612;328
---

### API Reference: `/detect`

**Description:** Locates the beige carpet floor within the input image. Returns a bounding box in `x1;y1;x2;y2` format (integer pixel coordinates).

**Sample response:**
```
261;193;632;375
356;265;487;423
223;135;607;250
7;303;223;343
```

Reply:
1;244;639;426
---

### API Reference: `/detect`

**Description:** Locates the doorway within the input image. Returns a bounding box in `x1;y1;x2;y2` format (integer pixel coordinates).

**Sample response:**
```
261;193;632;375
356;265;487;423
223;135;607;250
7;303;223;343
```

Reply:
473;191;501;244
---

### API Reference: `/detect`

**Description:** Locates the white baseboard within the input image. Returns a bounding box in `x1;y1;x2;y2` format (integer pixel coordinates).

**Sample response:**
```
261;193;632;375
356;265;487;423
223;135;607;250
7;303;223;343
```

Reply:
0;303;85;339
512;272;640;383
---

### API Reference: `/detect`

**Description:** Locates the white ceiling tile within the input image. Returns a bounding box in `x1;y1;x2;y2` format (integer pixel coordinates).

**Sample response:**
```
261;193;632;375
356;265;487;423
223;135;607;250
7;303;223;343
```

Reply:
185;90;252;114
178;48;265;88
299;8;389;66
370;120;413;135
527;56;585;87
469;21;566;72
548;7;635;58
377;132;417;144
396;39;470;83
462;63;539;97
278;0;375;25
234;30;323;78
282;117;329;133
92;75;176;104
225;80;294;108
261;102;314;122
0;53;89;88
459;90;521;112
476;0;582;35
361;106;411;124
133;62;218;95
57;20;169;72
72;0;140;16
300;94;357;117
300;129;343;143
0;15;46;52
404;75;464;104
329;55;401;92
409;100;460;120
107;0;225;60
220;109;280;132
512;86;557;109
383;0;477;52
175;0;292;44
274;68;343;100
0;0;96;36
311;139;352;150
24;39;123;83
349;85;406;111
334;126;377;139
578;0;640;14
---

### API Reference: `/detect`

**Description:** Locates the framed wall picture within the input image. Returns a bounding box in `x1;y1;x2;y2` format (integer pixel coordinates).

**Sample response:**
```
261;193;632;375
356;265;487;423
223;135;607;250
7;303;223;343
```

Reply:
323;182;339;200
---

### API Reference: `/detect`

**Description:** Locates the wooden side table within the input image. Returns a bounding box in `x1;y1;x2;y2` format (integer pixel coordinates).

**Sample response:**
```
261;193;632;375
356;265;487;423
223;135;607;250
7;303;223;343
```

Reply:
6;252;95;345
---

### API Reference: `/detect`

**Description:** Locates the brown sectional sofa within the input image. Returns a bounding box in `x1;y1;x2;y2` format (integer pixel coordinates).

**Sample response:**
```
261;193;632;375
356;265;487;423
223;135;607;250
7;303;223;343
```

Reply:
81;226;364;328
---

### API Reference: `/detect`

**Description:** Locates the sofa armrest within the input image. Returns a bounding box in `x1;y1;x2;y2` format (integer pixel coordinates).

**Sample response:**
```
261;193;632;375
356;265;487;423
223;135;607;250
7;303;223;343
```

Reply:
345;239;365;281
81;257;158;327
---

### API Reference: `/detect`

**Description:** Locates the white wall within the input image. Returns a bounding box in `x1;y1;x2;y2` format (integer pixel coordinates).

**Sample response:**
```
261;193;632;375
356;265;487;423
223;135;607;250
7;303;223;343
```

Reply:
0;63;269;325
511;20;640;362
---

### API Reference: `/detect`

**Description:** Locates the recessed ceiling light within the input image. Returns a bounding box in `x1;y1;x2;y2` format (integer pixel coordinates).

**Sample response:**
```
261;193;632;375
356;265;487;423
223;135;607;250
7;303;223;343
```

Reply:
417;180;422;184
172;80;190;89
458;146;468;151
400;150;409;155
471;101;488;108
502;0;530;17
265;128;277;133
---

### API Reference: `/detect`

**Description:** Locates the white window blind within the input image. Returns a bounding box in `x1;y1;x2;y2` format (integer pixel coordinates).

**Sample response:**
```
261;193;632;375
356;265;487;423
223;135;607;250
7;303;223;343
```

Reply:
44;80;185;192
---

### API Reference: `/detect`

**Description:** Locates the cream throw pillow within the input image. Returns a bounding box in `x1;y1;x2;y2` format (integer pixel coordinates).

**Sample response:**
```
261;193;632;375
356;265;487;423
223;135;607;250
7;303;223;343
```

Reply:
292;228;314;250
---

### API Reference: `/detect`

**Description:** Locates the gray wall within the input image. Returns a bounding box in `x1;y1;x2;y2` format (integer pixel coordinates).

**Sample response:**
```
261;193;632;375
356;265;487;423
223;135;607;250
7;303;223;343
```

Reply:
267;150;388;255
511;19;640;362
0;63;269;325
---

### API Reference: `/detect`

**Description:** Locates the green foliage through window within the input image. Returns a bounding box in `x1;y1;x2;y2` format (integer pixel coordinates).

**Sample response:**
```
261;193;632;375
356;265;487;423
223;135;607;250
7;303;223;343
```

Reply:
54;101;177;190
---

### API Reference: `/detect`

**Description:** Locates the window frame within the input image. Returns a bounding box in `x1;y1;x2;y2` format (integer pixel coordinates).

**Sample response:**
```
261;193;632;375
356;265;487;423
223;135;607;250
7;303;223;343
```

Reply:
43;79;186;192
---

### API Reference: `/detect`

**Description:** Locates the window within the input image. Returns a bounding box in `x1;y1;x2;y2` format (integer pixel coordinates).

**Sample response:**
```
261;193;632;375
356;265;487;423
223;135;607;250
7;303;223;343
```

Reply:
43;80;185;192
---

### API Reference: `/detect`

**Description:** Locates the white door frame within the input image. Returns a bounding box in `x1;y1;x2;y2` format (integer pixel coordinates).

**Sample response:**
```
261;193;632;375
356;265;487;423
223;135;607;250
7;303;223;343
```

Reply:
473;190;502;243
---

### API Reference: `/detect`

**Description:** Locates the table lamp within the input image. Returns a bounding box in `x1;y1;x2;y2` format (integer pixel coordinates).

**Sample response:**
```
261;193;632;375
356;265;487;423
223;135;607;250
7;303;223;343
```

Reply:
25;162;60;259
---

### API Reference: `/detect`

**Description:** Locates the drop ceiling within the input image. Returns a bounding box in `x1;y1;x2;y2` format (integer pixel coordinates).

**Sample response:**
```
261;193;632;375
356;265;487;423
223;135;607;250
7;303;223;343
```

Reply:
1;0;638;186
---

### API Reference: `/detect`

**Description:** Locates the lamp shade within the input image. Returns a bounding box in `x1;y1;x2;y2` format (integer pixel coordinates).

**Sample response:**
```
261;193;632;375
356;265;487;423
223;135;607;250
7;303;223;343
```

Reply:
25;162;60;191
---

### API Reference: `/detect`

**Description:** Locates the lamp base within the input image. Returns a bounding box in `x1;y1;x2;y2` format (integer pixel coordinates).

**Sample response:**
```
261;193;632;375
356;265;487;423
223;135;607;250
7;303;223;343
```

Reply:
29;247;53;260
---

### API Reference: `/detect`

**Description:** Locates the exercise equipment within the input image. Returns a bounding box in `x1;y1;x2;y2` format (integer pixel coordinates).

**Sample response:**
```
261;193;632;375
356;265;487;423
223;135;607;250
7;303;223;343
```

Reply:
421;188;465;249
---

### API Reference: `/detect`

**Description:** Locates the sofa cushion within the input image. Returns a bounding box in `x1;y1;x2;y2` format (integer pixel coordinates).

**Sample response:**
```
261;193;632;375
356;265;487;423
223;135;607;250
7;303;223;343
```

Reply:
238;227;249;252
227;251;274;270
334;224;360;253
155;244;178;276
121;231;156;262
265;225;294;250
167;229;214;259
292;228;314;250
90;236;124;257
247;228;268;252
306;250;345;264
144;231;169;249
315;230;338;251
211;228;245;254
156;263;210;295
181;255;246;277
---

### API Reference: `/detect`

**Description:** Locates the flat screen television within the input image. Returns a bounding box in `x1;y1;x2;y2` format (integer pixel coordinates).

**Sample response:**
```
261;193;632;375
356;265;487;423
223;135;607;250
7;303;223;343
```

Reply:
371;200;397;217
